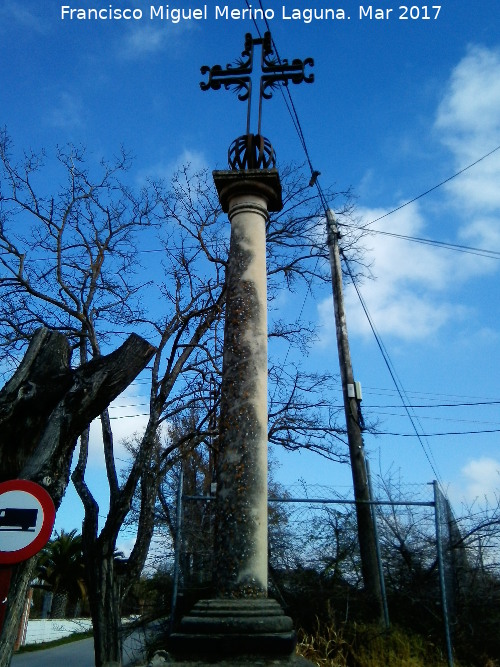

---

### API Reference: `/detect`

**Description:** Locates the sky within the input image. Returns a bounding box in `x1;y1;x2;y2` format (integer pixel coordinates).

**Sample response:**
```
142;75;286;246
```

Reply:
1;0;500;548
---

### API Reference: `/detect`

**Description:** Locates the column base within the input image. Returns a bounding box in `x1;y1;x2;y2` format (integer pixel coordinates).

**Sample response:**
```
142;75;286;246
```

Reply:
168;599;296;660
149;655;316;666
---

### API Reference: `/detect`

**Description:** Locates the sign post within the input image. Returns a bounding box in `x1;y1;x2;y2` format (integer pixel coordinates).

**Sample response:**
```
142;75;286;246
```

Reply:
0;480;55;634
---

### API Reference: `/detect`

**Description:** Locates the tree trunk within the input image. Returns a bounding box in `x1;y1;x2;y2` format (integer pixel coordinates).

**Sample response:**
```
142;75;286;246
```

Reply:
0;559;37;666
0;328;71;483
51;592;68;619
0;328;156;667
87;552;123;667
77;433;162;667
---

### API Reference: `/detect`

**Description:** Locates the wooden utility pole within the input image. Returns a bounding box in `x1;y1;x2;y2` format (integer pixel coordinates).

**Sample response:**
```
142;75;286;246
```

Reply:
326;209;384;620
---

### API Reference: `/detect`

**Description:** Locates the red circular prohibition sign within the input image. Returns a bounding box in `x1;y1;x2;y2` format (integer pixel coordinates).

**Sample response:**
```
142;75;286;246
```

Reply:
0;480;56;565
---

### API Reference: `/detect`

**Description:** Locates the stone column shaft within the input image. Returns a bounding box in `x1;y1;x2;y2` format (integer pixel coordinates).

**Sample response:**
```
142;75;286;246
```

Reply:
213;170;282;598
215;193;269;597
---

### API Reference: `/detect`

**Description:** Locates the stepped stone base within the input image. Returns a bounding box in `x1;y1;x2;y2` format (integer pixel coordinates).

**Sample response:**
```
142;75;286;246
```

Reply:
148;654;316;666
168;599;297;661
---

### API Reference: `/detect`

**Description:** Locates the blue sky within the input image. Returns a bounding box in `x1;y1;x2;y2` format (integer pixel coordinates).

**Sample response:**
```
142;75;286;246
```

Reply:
1;1;500;544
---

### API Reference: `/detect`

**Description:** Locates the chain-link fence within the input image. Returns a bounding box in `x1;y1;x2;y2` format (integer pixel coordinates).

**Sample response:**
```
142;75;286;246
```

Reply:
164;476;500;667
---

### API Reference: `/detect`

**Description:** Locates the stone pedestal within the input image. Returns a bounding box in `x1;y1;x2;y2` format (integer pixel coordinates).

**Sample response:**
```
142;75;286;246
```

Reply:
170;599;295;658
149;653;315;666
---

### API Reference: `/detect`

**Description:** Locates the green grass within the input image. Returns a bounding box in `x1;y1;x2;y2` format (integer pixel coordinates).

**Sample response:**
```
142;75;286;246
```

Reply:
15;630;93;654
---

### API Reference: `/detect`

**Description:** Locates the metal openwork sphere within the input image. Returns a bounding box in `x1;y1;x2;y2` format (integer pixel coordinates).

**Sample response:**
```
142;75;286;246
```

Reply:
228;134;276;170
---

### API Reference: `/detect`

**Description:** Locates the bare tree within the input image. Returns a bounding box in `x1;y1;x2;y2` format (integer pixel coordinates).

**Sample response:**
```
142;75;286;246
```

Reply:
0;132;355;665
374;473;500;659
0;328;154;667
0;134;169;666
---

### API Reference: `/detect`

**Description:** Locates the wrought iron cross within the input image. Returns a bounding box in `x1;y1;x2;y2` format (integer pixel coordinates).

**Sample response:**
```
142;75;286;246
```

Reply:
200;32;314;137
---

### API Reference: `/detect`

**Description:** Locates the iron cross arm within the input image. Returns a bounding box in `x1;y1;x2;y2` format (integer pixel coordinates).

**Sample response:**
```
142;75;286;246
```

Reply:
200;33;254;102
260;56;315;100
200;32;314;136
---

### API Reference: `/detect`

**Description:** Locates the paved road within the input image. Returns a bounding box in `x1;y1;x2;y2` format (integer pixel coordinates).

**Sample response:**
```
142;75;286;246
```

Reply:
11;632;147;667
11;637;95;666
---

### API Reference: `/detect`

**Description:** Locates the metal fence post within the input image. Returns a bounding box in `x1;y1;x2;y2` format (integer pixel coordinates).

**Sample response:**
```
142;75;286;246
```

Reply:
169;465;184;633
433;480;454;667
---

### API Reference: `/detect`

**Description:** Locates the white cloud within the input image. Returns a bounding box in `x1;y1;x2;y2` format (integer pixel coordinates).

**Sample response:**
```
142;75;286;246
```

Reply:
459;457;500;504
115;536;137;559
435;44;500;280
169;149;208;175
119;20;197;60
87;387;150;468
460;217;500;248
0;1;47;34
121;25;167;58
435;45;500;213
436;46;500;146
317;203;468;343
46;91;84;130
137;148;208;184
317;45;500;344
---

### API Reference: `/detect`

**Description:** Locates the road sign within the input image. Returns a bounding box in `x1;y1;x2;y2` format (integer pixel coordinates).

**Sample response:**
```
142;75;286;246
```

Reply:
0;480;55;565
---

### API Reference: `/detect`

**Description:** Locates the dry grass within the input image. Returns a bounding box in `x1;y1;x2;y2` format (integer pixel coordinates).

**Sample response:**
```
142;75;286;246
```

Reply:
296;619;460;667
296;619;349;666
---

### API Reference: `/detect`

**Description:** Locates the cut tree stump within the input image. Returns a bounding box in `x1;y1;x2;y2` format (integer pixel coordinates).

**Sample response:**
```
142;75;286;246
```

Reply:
0;327;156;667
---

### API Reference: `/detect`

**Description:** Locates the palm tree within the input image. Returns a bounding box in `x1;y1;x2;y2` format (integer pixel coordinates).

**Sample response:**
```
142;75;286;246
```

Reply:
37;529;86;618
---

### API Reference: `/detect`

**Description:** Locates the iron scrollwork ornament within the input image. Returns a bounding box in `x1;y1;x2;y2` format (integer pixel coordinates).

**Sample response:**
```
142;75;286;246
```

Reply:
200;32;314;169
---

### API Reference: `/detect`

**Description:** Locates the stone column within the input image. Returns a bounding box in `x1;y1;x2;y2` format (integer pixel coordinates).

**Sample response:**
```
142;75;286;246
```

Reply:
169;169;302;661
212;169;281;598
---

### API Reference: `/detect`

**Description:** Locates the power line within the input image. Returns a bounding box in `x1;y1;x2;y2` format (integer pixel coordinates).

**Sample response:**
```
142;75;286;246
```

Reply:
249;0;500;240
112;398;500;411
347;226;500;260
341;252;443;484
243;2;500;264
257;1;318;176
361;144;500;228
371;412;500;427
363;386;500;402
10;225;499;264
366;400;500;409
373;428;500;438
231;10;491;483
105;407;500;432
242;0;325;204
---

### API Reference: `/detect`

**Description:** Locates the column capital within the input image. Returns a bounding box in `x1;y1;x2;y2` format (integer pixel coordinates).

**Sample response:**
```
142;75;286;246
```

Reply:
213;168;283;213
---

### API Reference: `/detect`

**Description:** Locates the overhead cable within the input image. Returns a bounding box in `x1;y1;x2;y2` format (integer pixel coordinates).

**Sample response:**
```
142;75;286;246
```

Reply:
345;227;500;260
362;144;500;228
341;253;443;484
